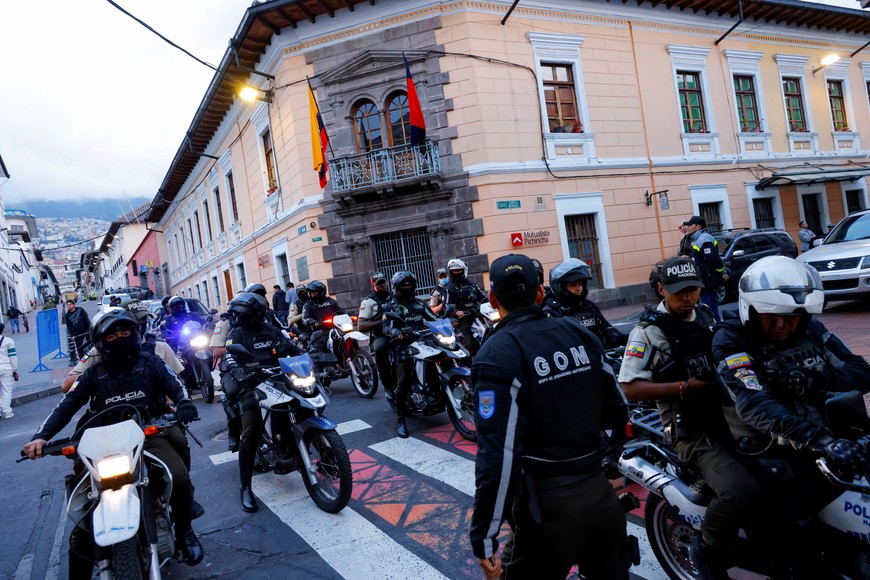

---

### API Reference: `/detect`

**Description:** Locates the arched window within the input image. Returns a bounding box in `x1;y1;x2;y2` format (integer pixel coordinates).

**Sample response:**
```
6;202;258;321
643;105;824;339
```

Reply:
386;92;410;147
353;100;382;152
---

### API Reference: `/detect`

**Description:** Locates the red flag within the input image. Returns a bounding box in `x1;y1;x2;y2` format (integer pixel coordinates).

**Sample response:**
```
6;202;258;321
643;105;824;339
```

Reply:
308;84;329;188
404;55;426;145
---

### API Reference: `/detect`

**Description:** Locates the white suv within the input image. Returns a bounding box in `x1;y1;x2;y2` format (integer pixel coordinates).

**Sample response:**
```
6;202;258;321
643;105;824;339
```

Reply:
796;209;870;301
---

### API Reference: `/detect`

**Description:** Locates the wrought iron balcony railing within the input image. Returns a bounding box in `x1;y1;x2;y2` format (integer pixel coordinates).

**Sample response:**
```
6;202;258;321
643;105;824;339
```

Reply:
331;140;440;193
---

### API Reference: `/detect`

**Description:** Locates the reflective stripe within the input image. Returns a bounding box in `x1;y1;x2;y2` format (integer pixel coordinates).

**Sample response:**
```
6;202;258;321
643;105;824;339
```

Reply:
483;377;522;559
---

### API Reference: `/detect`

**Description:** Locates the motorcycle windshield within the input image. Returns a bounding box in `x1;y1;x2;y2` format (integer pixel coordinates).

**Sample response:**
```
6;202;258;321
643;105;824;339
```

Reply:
180;320;202;336
279;353;315;377
427;319;455;337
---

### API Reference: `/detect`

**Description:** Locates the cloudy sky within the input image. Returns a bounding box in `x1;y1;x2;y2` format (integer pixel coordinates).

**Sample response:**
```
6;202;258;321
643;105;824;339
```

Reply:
0;0;863;204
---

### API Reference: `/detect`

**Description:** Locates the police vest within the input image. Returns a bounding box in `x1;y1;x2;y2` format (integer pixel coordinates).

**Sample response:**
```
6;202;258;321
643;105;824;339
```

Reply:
227;325;283;366
545;297;606;342
90;354;166;419
444;281;483;312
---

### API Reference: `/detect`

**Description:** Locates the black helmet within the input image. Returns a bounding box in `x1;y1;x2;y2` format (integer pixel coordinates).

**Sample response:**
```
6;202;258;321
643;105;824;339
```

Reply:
549;258;592;304
161;295;171;308
244;283;267;298
228;292;268;330
530;258;545;286
168;296;185;315
307;280;327;303
90;309;141;360
391;270;417;301
296;284;309;301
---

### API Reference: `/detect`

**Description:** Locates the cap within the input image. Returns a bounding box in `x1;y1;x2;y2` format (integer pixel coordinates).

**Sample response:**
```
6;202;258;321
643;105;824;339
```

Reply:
682;215;706;228
371;271;387;283
660;257;704;293
490;254;539;298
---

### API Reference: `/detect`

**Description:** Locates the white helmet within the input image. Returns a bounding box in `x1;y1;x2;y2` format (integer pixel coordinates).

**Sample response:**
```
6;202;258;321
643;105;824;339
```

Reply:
446;258;468;282
738;256;824;324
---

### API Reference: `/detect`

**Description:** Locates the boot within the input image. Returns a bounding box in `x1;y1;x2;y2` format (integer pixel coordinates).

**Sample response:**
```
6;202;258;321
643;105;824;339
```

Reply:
191;499;205;520
177;529;204;565
396;417;410;439
384;388;396;414
240;486;258;513
227;428;240;453
688;535;729;580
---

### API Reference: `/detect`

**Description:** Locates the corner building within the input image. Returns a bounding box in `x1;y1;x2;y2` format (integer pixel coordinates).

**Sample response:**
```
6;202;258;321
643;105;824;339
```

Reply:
148;0;869;309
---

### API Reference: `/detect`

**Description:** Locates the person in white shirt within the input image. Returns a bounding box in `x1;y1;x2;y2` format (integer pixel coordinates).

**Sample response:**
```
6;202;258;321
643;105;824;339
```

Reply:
0;322;20;419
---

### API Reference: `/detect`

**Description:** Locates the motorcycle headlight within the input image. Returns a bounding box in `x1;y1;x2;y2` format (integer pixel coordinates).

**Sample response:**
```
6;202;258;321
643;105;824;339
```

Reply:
489;311;501;322
437;334;456;346
291;374;317;395
97;455;132;479
340;322;353;332
190;335;209;348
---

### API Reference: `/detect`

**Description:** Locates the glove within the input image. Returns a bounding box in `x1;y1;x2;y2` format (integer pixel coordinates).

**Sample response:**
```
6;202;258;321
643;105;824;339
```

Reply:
175;399;199;424
231;366;250;382
820;436;866;471
763;369;816;396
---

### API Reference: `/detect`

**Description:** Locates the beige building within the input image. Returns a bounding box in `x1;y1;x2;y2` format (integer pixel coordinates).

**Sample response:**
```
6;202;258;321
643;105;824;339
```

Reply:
147;0;869;309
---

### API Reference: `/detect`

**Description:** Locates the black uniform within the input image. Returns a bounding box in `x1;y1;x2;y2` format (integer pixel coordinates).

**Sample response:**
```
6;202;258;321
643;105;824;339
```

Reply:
302;297;342;351
442;279;487;354
712;318;870;519
223;324;300;489
470;305;631;578
359;290;395;392
543;295;627;349
383;294;435;420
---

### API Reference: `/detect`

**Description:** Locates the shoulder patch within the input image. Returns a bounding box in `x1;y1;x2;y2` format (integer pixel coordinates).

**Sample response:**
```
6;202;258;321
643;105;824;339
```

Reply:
478;390;495;419
68;379;79;393
225;339;233;345
725;352;751;370
703;247;712;254
625;341;647;358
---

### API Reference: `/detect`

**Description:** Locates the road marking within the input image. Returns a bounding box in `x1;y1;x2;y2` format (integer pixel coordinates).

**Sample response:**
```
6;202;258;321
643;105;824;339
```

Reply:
369;436;668;580
14;554;33;580
253;473;449;580
209;419;372;465
45;492;69;580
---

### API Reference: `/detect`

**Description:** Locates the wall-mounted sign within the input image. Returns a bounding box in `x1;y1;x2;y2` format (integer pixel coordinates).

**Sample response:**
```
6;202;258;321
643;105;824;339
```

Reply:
496;200;521;210
295;256;309;281
523;230;550;246
510;232;524;247
298;225;308;235
312;236;323;242
534;196;547;211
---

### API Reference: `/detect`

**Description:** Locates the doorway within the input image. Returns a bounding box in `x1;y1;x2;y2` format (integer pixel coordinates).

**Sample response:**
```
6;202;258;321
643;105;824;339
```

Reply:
801;193;823;236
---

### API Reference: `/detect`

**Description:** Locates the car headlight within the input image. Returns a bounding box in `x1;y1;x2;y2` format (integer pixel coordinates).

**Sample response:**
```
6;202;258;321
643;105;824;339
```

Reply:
97;455;132;479
190;335;209;348
437;334;456;346
291;374;317;395
861;255;870;269
340;322;353;332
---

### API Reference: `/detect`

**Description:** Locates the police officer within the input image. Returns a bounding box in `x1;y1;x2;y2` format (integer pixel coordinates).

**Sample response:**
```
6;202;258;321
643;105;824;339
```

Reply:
302;280;343;352
429;268;449;314
712;256;870;570
244;283;286;329
222;292;300;512
358;272;395;404
683;215;729;319
619;257;760;578
544;258;627;348
442;258;487;355
287;284;309;331
22;310;204;573
153;295;173;328
470;254;631;579
160;296;202;350
383;271;435;438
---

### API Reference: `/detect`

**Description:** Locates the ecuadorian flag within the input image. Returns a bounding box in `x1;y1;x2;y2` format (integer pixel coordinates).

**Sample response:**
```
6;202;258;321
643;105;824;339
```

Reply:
308;84;330;188
404;54;426;145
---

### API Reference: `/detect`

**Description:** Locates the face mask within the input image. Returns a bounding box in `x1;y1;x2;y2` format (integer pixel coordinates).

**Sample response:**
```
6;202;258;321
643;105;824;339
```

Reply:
397;287;416;301
449;272;464;284
439;278;448;287
103;332;142;362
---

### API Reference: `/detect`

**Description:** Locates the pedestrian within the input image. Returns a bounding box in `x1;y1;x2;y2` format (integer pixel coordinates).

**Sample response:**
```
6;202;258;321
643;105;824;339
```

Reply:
272;284;289;325
285;282;298;307
63;300;92;360
21;311;29;332
798;220;816;252
677;223;692;257
5;305;21;333
683;215;728;320
825;223;835;235
0;322;19;419
470;254;631;579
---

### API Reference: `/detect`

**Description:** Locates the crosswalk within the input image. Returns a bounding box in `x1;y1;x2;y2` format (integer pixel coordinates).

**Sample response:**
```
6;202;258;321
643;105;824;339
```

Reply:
208;419;668;580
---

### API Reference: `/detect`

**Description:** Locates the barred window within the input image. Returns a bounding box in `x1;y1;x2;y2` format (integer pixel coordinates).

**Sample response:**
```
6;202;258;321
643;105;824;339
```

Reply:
563;214;603;288
699;202;723;232
372;228;436;296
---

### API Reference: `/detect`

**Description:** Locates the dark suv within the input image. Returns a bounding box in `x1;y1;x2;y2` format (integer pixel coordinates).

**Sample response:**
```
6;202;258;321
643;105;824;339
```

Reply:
711;228;798;303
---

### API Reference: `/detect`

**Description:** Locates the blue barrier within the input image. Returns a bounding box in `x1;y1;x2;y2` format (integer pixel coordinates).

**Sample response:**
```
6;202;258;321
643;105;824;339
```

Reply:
31;308;67;372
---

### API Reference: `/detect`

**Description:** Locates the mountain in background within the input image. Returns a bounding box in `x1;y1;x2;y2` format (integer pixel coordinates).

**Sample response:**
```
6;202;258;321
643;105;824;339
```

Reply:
8;197;151;221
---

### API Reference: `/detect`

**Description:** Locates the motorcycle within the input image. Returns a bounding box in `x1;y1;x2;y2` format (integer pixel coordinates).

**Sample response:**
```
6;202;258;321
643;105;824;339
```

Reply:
327;312;379;398
618;390;870;580
470;302;499;346
225;344;353;513
163;320;215;404
386;312;477;441
19;409;192;579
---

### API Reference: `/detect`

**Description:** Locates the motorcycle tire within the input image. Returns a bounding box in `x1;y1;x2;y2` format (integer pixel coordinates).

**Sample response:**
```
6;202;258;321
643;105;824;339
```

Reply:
111;538;146;580
301;429;353;514
645;494;701;580
197;361;215;404
350;350;378;399
446;377;477;442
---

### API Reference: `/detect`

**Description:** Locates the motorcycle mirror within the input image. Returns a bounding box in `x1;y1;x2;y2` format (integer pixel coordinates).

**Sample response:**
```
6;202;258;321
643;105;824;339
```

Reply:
825;390;870;437
384;312;403;321
210;308;218;315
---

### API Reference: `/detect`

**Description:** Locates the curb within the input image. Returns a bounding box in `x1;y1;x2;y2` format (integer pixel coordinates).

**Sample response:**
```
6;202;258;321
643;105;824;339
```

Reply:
12;383;63;407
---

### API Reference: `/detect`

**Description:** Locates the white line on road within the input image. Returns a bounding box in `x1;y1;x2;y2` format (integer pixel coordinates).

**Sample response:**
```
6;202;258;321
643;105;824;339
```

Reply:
368;436;668;580
44;492;68;580
13;554;33;580
253;473;449;580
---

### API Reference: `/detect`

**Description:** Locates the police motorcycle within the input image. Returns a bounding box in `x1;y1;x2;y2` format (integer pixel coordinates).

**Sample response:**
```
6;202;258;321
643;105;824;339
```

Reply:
328;312;379;398
164;320;215;404
470;301;500;346
384;309;477;441
19;408;195;579
617;390;870;580
225;343;353;513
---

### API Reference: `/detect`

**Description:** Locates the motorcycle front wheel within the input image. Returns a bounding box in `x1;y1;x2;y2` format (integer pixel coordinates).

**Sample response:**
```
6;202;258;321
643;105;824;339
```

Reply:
301;429;353;513
111;537;146;580
196;358;215;403
645;494;702;580
446;377;477;442
350;349;378;399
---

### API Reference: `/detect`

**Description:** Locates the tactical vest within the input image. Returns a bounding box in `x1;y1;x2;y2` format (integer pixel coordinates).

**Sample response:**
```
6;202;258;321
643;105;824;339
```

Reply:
305;299;341;324
544;297;605;342
639;304;725;442
227;325;282;366
363;291;392;337
90;354;164;419
444;281;483;312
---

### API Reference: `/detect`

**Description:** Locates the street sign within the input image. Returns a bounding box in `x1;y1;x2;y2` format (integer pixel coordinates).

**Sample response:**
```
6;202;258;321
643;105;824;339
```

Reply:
496;200;521;210
510;232;524;247
298;225;308;235
312;236;323;242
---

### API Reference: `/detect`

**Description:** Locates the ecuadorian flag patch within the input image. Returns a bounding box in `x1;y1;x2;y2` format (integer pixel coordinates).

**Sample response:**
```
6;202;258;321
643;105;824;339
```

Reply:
626;341;647;358
725;352;751;370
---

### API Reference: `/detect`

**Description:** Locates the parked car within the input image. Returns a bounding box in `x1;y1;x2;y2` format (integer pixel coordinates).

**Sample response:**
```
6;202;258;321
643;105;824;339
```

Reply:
796;209;870;302
99;293;132;313
711;228;799;303
116;286;154;300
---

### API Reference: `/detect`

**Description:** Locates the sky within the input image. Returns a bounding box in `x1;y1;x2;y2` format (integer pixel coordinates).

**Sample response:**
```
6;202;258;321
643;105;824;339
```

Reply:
0;0;864;205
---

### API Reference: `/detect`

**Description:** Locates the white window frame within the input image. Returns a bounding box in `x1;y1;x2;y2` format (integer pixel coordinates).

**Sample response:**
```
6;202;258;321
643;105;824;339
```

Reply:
746;184;785;231
723;50;772;157
234;255;247;290
774;54;819;155
689;184;733;231
862;62;870;118
528;32;596;163
251;103;280;206
210;272;221;308
270;239;293;287
823;58;860;153
667;45;720;159
554;192;614;288
841;181;869;216
796;183;831;232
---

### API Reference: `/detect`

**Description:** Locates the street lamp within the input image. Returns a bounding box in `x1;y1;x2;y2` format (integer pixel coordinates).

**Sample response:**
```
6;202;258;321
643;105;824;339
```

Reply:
239;84;273;104
812;54;841;76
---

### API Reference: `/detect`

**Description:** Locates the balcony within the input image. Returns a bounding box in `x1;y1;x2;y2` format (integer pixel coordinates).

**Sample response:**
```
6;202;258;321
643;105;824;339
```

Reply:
331;140;441;199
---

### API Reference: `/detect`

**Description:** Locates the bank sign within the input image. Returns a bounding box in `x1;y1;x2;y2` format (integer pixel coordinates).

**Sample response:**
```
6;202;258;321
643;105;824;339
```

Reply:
510;230;551;247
